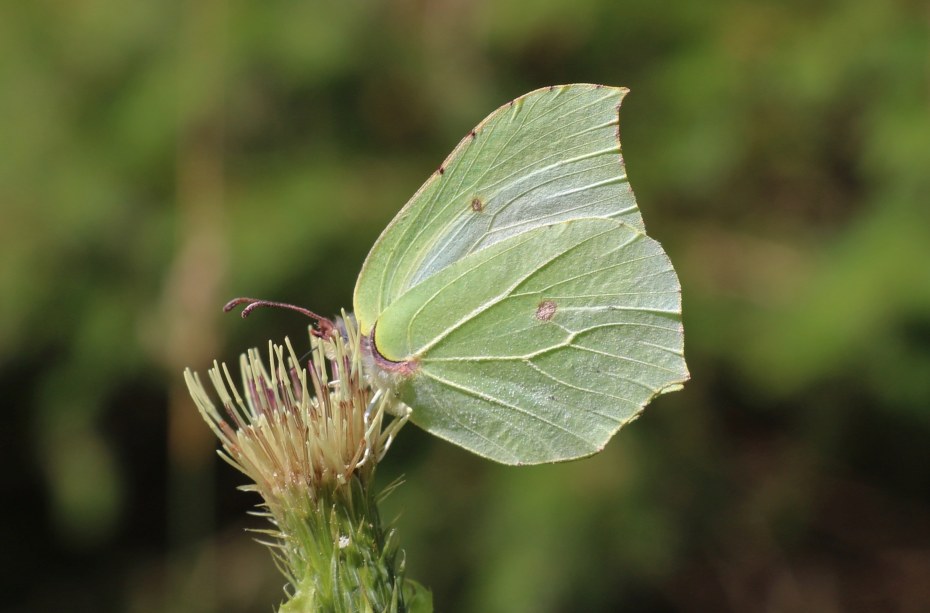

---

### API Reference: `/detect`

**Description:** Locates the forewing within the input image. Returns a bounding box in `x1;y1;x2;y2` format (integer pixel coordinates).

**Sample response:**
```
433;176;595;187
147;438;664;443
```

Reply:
373;218;688;465
354;84;640;333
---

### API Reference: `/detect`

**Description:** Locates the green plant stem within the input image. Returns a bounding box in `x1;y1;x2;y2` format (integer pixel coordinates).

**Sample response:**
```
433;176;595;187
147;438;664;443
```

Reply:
275;476;406;613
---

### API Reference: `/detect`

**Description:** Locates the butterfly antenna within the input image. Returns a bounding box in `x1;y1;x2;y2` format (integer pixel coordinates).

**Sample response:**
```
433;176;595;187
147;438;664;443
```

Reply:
223;297;336;338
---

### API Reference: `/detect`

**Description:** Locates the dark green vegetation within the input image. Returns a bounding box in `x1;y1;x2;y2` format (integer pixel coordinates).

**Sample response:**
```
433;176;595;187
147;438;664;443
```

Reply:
1;1;928;611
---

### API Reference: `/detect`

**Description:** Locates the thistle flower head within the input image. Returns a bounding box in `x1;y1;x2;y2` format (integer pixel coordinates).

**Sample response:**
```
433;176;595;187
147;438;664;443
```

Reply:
184;311;409;515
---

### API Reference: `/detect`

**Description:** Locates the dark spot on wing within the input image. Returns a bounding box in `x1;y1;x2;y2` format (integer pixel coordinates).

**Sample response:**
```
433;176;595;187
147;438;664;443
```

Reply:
595;84;604;89
548;85;555;92
438;166;445;175
469;130;477;139
535;300;557;322
471;197;484;212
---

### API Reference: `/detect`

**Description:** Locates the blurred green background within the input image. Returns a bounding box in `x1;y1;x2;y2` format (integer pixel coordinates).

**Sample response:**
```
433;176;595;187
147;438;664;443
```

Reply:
2;0;928;611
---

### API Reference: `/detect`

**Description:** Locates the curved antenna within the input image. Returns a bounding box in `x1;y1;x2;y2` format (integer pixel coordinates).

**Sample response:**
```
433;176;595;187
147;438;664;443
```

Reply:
224;297;336;338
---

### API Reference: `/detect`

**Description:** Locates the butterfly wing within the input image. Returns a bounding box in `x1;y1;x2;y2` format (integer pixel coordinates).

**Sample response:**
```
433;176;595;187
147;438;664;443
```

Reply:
371;218;688;464
354;84;639;334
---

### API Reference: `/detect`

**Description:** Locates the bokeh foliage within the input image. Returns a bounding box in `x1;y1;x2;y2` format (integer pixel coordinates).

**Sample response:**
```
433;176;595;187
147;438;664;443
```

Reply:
1;0;928;611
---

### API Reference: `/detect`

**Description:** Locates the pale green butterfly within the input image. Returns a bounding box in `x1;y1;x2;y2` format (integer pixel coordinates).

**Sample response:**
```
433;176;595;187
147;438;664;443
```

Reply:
231;84;688;465
354;84;688;465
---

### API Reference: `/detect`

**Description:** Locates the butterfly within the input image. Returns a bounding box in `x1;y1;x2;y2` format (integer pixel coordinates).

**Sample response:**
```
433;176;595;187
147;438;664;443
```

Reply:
233;84;689;465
